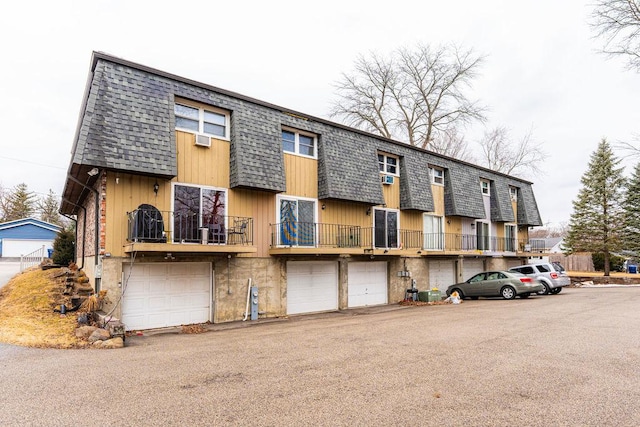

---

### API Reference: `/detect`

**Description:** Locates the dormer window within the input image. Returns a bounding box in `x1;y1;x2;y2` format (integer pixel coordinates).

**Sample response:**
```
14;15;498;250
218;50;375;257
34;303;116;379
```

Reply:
481;180;490;196
509;187;518;202
378;153;398;176
282;128;317;158
175;102;229;140
429;166;444;185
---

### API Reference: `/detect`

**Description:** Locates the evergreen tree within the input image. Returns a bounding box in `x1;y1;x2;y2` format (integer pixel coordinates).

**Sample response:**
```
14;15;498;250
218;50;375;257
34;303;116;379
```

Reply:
622;162;640;255
3;183;37;221
38;189;63;226
564;139;626;275
52;226;75;266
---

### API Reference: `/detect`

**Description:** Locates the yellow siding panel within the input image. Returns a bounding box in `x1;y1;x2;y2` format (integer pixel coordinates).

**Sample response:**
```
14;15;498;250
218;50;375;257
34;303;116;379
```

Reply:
176;130;230;188
105;172;172;257
431;185;445;215
283;153;317;198
380;174;400;209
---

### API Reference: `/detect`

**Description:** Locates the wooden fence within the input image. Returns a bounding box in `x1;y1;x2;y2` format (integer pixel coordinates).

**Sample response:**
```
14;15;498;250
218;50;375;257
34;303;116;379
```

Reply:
549;253;594;272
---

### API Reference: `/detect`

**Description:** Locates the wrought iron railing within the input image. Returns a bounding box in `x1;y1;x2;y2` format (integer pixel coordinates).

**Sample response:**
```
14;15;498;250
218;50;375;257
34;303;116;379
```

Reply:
127;207;253;245
269;223;545;253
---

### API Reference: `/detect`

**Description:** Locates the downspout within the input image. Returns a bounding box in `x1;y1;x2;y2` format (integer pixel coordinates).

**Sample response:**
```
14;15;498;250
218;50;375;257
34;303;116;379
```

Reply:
61;199;86;269
66;173;101;292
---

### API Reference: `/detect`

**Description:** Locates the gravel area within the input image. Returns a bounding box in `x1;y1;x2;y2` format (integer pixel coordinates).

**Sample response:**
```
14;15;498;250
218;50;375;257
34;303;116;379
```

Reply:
1;287;639;426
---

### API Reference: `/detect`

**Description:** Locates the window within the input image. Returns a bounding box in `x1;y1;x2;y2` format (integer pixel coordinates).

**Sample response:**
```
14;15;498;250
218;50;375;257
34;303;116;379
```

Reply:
175;102;229;139
505;224;516;252
378;153;398;175
509;186;518;202
173;184;226;243
374;208;399;249
423;214;443;250
282;128;317;158
481;180;490;196
476;221;490;250
429;166;444;185
277;196;316;246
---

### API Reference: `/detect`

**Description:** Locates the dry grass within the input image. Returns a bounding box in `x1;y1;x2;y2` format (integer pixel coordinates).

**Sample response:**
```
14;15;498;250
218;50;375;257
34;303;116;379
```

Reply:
0;267;87;348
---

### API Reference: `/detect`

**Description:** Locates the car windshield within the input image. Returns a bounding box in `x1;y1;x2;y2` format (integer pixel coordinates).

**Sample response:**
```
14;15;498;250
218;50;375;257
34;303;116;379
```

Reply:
552;262;565;272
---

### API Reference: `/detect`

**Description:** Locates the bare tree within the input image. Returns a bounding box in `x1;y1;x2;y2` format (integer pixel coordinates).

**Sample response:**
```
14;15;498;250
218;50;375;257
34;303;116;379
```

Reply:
331;43;486;156
590;0;640;71
428;127;476;163
477;126;545;178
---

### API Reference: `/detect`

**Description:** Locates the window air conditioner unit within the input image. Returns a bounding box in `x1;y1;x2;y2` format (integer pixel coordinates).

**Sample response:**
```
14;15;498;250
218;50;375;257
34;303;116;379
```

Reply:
195;134;211;147
381;175;394;185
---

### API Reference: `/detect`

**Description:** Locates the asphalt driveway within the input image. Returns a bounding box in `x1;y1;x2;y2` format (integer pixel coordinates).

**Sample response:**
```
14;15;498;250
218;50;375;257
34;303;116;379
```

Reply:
0;261;20;289
1;287;639;426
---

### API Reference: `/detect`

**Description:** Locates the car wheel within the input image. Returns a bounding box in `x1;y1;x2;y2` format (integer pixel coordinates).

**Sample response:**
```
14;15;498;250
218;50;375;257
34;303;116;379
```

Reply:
520;293;530;299
501;286;516;300
450;288;465;299
550;287;562;294
537;282;550;295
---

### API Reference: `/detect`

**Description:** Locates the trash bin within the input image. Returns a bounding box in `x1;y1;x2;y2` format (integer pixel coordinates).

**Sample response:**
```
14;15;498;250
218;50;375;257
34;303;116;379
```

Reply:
47;249;54;258
428;290;442;302
417;291;429;302
629;265;637;274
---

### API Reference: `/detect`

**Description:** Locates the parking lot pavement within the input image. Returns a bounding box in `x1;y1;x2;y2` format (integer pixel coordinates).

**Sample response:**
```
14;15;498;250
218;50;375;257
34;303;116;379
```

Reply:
1;287;640;426
0;261;20;289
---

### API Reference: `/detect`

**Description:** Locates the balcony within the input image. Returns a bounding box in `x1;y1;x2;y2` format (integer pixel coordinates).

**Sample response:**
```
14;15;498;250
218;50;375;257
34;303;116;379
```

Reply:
268;222;547;256
124;207;255;254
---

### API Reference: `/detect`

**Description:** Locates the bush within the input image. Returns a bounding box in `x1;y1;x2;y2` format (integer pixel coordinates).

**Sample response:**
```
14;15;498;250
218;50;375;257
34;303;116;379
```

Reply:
52;227;75;266
592;253;625;272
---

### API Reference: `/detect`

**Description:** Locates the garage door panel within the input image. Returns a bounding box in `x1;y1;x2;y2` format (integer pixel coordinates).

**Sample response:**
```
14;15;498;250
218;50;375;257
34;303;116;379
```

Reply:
463;259;484;281
348;262;387;308
287;261;338;315
429;260;456;294
122;262;211;330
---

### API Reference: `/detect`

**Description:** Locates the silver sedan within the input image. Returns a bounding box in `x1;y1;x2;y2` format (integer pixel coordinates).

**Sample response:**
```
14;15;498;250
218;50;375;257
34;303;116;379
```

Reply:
446;270;544;300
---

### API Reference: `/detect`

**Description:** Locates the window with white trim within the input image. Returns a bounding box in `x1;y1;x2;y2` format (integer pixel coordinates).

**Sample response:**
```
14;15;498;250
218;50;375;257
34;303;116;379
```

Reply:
175;102;229;140
277;195;317;246
509;187;518;202
429;166;444;185
481;179;490;196
378;153;398;176
374;208;399;249
505;224;517;252
172;183;227;243
423;214;444;250
282;128;317;158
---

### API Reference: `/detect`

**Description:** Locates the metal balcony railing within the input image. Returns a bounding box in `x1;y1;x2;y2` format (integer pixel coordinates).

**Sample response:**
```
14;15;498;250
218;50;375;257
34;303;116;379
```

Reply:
127;207;253;245
269;223;545;254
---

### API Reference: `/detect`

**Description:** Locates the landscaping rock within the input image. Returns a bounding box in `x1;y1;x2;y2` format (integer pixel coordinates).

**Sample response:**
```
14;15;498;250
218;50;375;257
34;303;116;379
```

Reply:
75;325;98;339
88;328;111;343
102;337;124;349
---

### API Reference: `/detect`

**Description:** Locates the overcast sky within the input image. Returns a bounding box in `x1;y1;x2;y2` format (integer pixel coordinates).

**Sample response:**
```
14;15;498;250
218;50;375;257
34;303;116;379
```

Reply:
1;0;637;228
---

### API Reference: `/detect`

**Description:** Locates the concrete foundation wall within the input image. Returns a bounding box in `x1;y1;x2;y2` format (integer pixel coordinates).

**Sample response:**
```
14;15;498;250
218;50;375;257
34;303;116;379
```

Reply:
93;254;526;328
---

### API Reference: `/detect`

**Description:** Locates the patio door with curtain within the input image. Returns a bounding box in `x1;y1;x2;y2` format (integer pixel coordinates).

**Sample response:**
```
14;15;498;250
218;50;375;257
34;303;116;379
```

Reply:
423;214;443;250
279;197;315;246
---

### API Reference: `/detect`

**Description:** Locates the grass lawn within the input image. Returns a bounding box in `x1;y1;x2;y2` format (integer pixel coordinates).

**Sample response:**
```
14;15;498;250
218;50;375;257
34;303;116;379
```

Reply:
0;267;88;348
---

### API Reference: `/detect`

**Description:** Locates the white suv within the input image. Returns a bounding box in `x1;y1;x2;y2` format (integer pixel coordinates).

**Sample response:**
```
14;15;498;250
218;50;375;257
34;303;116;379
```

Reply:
509;262;570;295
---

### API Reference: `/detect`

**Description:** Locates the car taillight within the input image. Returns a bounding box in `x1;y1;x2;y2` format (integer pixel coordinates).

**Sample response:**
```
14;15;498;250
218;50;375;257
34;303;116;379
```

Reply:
550;272;558;279
520;277;533;283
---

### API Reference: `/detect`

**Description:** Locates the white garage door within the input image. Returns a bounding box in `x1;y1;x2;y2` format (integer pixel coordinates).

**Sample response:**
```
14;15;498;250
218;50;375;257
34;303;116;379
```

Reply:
428;260;456;293
348;261;387;308
2;239;52;257
122;262;211;331
287;261;338;315
463;259;485;281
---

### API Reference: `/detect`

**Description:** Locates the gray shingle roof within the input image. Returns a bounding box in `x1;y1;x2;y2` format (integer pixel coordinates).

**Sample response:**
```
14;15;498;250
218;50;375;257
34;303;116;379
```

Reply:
62;51;543;226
